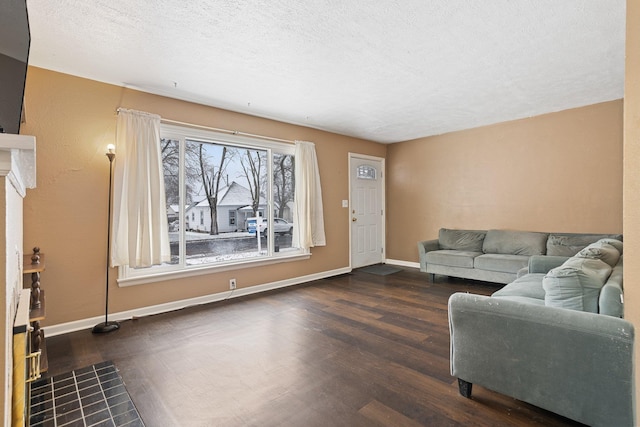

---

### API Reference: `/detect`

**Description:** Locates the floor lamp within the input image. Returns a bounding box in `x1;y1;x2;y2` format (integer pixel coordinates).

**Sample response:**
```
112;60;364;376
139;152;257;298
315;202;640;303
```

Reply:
93;144;120;334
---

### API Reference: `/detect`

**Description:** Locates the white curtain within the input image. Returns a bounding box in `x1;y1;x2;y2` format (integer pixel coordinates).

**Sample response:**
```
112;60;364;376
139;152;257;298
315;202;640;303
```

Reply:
111;109;171;268
293;140;326;249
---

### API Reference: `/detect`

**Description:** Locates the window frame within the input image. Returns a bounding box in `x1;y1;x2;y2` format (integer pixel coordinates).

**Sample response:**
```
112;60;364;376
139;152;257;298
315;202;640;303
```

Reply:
117;124;309;287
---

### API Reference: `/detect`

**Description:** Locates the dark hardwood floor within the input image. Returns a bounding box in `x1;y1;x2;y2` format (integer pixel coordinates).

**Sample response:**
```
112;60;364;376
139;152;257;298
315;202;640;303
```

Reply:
44;267;583;426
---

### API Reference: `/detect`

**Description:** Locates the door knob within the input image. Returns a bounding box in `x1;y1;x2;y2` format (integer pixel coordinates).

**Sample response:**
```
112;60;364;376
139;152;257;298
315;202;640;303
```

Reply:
352;217;357;222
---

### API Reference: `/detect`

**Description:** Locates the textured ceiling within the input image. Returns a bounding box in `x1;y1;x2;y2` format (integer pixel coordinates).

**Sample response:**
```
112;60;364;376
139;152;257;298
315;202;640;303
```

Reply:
26;1;625;143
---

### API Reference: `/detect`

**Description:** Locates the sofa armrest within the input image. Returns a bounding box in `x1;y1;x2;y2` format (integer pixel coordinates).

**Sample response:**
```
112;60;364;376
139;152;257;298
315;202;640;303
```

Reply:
600;263;624;317
417;239;440;272
448;292;634;427
418;239;439;255
527;255;569;274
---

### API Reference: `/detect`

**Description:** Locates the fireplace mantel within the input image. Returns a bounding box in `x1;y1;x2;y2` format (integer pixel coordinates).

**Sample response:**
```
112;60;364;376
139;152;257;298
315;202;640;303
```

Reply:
0;133;36;197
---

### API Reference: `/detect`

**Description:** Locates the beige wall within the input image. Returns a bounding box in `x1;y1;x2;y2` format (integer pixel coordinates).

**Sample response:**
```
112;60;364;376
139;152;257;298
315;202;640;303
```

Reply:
21;67;386;326
386;100;623;263
624;0;640;421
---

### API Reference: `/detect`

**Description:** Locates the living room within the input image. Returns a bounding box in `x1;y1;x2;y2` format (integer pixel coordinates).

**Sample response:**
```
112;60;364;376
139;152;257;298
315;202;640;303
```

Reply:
3;1;640;426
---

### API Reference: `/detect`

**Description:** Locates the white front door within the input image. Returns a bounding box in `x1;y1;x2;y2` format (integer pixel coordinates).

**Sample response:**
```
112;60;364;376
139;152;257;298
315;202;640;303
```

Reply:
350;154;385;268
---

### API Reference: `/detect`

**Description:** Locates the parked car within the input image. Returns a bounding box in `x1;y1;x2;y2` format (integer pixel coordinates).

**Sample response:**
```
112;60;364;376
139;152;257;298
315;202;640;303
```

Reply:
246;217;293;236
264;218;294;236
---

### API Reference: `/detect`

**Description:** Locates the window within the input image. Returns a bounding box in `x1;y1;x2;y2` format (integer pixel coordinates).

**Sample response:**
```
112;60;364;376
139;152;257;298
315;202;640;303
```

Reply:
119;124;306;284
357;164;377;180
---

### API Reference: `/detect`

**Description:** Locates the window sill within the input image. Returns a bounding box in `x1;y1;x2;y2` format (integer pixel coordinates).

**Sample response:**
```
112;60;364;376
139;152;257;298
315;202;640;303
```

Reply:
117;251;311;287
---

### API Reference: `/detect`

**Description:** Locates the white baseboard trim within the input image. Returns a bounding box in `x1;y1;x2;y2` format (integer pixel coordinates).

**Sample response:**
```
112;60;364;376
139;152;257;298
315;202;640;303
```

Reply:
44;266;352;337
385;258;420;269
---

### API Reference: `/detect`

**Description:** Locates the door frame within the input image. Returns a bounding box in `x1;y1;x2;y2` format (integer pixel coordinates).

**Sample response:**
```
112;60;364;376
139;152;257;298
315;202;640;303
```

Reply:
348;152;386;269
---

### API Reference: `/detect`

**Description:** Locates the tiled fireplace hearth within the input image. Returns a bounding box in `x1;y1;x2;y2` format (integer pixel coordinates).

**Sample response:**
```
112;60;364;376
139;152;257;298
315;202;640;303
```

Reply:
29;361;144;427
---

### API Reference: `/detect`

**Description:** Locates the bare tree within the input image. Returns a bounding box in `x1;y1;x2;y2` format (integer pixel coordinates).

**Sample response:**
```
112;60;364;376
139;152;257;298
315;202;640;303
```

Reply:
183;142;203;205
273;154;294;218
161;138;180;205
161;138;202;205
239;149;265;216
198;143;229;235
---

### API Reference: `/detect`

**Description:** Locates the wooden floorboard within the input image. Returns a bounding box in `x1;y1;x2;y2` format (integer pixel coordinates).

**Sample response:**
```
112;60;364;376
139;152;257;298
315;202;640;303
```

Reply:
43;267;584;426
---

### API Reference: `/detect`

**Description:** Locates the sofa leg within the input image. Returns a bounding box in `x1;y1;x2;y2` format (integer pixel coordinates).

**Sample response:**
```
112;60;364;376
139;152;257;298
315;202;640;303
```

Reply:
430;273;435;282
458;379;472;398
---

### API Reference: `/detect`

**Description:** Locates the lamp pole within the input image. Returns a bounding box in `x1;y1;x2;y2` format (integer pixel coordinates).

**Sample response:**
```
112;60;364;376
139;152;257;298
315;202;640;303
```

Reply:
92;144;120;334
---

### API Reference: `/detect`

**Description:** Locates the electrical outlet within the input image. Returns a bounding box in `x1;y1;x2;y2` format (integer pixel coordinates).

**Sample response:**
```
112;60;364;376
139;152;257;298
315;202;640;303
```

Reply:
229;278;237;290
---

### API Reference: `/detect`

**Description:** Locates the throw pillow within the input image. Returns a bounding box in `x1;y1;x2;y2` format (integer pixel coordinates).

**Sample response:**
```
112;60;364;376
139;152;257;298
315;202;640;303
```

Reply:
576;241;620;267
596;238;623;255
543;257;612;313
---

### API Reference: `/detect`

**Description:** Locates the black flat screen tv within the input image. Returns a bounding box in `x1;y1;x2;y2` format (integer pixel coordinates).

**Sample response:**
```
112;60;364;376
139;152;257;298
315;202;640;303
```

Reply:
0;0;30;134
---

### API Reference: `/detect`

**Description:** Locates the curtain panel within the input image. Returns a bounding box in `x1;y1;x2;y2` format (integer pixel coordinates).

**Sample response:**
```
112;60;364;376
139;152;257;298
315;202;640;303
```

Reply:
293;140;326;249
111;109;171;268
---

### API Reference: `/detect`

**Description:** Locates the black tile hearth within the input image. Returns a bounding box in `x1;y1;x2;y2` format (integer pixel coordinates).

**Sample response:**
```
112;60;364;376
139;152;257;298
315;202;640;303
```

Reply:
29;361;144;427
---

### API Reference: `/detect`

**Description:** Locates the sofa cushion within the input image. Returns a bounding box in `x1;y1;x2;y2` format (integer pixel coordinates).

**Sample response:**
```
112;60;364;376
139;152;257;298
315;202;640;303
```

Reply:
596;238;623;255
492;273;546;300
474;254;530;274
543;257;612;313
438;228;486;251
482;229;548;256
547;234;622;256
575;241;620;267
425;250;480;268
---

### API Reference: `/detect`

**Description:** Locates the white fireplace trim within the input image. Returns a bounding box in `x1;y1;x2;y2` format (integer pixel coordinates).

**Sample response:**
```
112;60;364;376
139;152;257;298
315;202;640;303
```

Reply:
0;134;36;197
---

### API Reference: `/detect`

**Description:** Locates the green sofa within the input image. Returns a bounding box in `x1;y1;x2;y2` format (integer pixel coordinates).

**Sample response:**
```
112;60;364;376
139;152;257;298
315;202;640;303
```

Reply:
448;238;634;426
418;228;622;284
